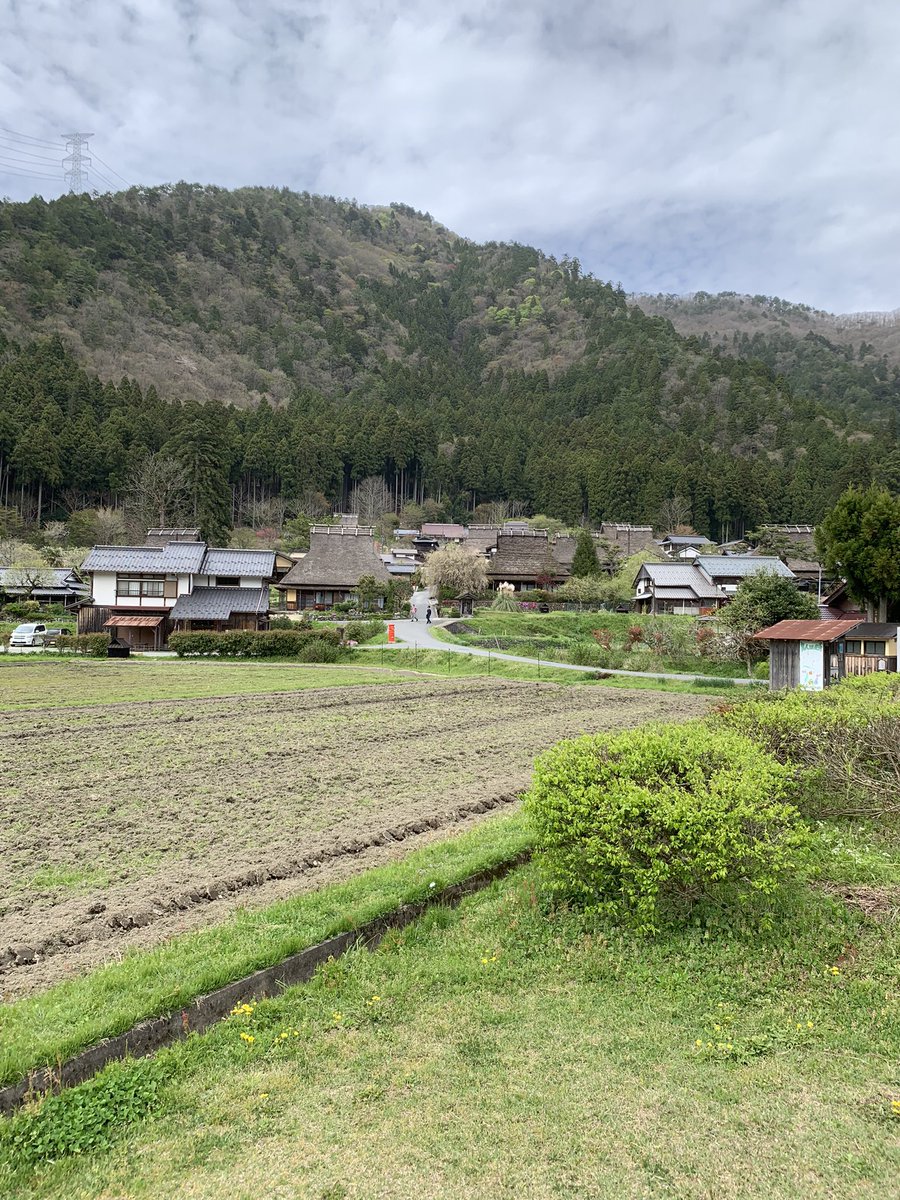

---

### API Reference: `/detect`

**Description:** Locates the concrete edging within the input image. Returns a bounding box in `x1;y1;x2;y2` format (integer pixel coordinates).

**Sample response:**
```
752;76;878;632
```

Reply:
0;851;531;1115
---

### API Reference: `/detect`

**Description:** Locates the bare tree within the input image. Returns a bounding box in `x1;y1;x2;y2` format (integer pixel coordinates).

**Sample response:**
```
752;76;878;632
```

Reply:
240;495;287;533
657;495;693;534
351;476;391;526
297;488;331;518
125;453;190;539
93;506;129;545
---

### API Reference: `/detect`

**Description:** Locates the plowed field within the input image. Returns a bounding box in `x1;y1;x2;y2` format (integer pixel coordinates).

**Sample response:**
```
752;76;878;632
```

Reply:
1;677;709;996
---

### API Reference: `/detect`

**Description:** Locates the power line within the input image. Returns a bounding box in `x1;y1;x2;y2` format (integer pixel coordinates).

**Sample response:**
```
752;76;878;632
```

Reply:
0;161;62;181
0;139;61;164
92;150;132;188
0;126;60;149
61;132;92;192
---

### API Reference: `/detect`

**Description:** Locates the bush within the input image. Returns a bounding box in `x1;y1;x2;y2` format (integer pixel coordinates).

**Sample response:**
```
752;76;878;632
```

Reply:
343;619;386;644
718;682;900;819
526;723;806;934
2;600;41;620
168;628;344;660
568;640;608;667
56;633;110;657
753;659;770;680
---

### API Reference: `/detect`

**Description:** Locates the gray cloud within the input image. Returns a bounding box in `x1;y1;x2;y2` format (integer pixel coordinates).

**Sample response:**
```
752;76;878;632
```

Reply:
0;0;897;311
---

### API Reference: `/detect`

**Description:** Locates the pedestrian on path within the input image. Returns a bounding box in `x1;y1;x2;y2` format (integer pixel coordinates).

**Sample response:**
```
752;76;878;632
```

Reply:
426;605;432;624
411;603;418;621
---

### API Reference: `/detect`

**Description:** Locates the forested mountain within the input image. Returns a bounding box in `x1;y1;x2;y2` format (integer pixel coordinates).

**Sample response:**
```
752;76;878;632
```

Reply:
1;185;899;543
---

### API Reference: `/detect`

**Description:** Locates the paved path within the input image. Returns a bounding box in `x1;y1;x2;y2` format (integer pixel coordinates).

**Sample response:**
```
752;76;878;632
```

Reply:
368;613;758;686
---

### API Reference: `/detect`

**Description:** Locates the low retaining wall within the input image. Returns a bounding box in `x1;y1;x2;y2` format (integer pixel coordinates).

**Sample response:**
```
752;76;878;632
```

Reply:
0;851;531;1115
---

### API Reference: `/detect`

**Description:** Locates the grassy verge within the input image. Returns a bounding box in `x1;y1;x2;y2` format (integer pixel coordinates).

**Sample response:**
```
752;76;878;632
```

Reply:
0;812;531;1089
355;645;757;695
3;826;899;1199
441;609;750;678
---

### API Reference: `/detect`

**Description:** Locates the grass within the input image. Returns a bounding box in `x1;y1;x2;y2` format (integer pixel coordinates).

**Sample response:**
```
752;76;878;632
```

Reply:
0;658;425;711
3;822;900;1199
356;645;757;696
441;609;751;679
0;812;532;1089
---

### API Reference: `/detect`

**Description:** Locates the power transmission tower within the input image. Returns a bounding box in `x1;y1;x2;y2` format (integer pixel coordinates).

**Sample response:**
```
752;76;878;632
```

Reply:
61;132;93;192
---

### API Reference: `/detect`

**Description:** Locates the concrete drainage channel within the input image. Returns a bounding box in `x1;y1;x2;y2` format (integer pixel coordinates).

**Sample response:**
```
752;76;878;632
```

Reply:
0;849;532;1115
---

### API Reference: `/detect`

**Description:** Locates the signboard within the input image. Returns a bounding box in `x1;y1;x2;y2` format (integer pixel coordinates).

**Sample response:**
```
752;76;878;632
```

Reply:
798;641;824;691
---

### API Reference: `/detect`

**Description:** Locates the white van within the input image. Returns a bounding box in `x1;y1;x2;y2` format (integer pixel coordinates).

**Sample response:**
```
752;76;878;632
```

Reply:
9;623;49;647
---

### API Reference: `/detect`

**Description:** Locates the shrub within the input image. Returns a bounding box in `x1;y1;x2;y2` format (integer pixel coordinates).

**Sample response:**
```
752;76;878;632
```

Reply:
526;723;806;934
56;632;110;657
625;625;644;650
168;628;343;659
568;640;608;667
2;600;41;620
343;619;386;644
753;659;770;680
591;627;613;650
718;683;900;819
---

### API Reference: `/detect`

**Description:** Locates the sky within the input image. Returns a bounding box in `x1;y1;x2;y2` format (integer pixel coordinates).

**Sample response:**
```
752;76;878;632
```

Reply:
1;0;898;313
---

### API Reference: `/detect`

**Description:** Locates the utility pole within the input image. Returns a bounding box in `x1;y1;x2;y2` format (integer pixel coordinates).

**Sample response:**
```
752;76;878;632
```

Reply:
61;133;92;192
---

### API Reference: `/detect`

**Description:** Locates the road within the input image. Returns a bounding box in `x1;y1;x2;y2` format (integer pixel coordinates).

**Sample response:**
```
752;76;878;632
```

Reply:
371;597;758;686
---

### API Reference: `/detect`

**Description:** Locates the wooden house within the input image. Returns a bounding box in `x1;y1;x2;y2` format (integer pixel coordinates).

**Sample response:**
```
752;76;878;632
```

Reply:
659;534;714;559
79;541;276;649
0;567;90;610
633;561;724;615
693;555;795;596
753;619;898;689
486;530;569;591
275;525;391;611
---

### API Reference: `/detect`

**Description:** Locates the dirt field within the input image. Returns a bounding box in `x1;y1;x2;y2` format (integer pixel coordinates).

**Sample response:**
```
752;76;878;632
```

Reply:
1;678;710;996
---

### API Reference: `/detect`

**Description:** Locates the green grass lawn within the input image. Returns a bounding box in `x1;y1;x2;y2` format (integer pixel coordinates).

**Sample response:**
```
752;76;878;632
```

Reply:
0;658;427;711
4;819;899;1199
442;609;751;678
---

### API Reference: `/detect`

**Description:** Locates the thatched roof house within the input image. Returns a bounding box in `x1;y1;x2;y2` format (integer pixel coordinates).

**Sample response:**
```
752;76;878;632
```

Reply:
276;526;391;610
486;530;569;590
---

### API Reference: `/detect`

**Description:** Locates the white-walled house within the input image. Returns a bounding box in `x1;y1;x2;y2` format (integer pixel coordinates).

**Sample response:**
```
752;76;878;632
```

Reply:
79;542;277;649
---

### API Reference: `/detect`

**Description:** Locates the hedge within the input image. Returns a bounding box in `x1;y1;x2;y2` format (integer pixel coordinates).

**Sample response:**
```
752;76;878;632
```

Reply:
56;633;110;657
168;628;346;661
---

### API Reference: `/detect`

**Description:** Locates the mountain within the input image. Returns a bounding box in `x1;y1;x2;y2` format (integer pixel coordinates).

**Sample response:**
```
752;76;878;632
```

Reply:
1;186;899;542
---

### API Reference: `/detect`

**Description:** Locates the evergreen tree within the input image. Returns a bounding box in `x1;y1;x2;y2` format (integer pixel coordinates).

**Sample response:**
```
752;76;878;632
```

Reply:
571;528;601;576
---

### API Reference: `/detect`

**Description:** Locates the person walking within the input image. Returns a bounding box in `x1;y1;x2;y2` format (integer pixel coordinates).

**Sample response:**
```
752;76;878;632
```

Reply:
425;605;432;625
410;603;418;622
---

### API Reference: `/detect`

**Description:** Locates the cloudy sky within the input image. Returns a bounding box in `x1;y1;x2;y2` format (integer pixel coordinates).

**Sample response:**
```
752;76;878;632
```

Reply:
1;0;897;312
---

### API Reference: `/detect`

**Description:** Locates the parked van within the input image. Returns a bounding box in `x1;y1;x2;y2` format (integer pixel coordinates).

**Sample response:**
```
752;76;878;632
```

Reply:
9;622;49;647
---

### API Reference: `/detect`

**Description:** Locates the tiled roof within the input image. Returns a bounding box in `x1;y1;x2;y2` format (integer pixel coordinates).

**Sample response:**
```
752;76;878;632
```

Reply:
637;562;723;599
695;555;794;579
201;548;276;578
0;568;86;589
662;534;711;545
170;586;269;620
278;527;391;588
82;542;207;573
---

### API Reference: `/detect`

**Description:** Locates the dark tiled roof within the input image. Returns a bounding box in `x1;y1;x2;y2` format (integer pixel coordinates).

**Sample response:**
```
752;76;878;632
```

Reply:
278;528;391;588
201;548;276;578
170;586;269;620
82;542;207;573
637;562;723;599
695;555;794;579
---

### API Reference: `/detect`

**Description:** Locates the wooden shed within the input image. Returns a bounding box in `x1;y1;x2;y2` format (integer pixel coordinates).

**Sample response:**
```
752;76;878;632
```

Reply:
753;619;864;690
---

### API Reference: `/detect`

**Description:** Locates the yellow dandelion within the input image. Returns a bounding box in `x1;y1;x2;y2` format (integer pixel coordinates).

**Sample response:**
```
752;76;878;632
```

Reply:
239;1032;255;1044
807;1020;814;1029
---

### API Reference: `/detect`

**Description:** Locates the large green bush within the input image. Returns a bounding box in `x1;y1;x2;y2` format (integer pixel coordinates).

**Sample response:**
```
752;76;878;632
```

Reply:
526;724;806;933
56;632;110;657
168;627;344;660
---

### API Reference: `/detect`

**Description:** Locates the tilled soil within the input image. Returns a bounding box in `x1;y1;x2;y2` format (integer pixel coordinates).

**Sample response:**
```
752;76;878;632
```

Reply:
1;678;709;996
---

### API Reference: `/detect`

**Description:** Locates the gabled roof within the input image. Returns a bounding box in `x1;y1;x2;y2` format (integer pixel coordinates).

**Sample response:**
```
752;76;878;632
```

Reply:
695;555;794;579
753;619;861;642
635;561;723;599
418;523;468;539
170;586;269;620
0;567;86;589
201;548;276;578
661;534;711;545
488;531;568;580
82;542;207;573
278;527;391;588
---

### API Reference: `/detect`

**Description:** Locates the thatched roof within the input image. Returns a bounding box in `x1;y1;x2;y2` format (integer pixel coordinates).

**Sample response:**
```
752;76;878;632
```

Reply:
277;527;391;588
487;531;569;581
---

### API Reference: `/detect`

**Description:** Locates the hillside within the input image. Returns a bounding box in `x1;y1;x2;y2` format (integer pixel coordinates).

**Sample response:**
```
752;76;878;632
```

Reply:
634;292;900;423
1;186;899;541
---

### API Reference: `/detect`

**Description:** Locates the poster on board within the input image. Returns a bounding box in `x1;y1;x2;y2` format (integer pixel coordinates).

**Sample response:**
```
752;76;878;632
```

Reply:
798;641;824;691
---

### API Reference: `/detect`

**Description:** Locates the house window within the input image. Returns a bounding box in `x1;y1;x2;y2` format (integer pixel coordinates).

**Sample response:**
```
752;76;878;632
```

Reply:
864;641;886;656
214;576;240;587
844;641;861;655
117;576;165;597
